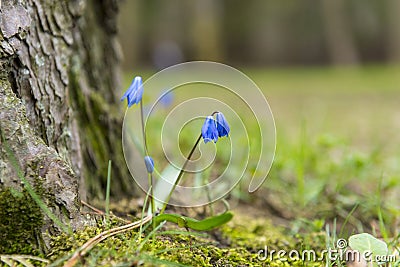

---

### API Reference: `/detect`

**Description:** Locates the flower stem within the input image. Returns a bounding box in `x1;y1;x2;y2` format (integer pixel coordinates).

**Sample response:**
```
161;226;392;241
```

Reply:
140;100;155;215
140;100;148;151
160;133;203;214
148;173;156;232
148;173;156;216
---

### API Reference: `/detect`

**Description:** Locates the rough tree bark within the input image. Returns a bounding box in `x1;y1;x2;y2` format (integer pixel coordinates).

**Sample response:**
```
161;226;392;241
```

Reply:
0;0;131;253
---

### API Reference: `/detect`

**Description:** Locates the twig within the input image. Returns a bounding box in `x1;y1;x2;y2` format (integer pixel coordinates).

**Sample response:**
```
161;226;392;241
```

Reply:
80;200;131;224
63;215;152;267
81;200;104;215
0;255;49;264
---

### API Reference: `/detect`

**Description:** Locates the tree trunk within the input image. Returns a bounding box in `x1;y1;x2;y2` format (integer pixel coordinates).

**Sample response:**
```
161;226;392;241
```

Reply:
190;0;224;61
0;0;130;253
386;0;400;63
321;0;359;65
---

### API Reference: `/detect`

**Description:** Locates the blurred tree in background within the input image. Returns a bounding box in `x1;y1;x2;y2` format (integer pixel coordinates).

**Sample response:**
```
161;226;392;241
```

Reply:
118;0;400;69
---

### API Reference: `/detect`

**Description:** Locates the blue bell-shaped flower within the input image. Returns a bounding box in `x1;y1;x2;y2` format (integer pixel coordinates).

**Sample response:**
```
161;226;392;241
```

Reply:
144;155;154;173
201;116;219;143
121;76;143;107
216;112;230;138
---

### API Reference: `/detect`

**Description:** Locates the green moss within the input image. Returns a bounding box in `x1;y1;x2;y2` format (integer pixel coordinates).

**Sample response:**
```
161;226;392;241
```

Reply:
0;188;44;254
48;213;327;266
220;217;293;252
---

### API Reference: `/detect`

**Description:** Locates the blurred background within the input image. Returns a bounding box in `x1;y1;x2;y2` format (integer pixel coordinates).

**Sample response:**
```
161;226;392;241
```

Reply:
116;0;400;234
118;0;400;69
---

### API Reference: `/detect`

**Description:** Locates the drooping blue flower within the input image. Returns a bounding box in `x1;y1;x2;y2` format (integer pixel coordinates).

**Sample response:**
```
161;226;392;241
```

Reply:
216;112;230;138
201;116;219;143
121;76;143;107
144;155;154;173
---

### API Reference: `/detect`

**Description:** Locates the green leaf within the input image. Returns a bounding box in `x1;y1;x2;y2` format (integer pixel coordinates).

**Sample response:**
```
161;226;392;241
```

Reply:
154;211;234;231
348;233;388;266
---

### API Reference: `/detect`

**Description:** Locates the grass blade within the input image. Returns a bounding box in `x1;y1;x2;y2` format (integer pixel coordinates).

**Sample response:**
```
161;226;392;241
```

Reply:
105;160;112;223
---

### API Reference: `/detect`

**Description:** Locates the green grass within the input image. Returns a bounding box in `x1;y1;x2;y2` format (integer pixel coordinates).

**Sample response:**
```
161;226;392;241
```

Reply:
250;66;400;232
57;65;400;266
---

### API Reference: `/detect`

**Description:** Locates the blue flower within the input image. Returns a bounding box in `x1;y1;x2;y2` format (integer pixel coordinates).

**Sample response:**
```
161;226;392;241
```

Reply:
201;116;219;143
159;90;174;107
144;156;154;173
216;112;230;138
121;76;143;107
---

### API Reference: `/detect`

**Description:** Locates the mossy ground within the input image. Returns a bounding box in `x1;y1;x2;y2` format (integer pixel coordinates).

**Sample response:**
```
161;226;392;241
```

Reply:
44;208;327;267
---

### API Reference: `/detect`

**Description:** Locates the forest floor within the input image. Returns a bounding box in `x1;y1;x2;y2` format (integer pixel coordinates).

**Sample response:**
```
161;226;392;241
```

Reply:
6;66;400;266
